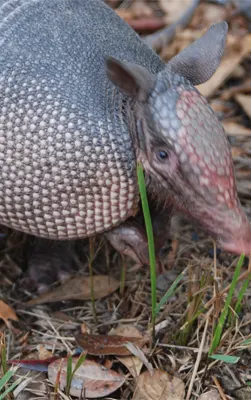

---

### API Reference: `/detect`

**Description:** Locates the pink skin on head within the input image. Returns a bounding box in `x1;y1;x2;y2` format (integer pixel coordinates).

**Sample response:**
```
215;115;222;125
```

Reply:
218;219;251;256
174;90;251;256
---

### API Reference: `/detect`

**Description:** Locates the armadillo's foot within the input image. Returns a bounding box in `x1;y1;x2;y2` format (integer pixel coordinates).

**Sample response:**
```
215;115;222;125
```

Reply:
105;223;163;273
28;239;75;293
106;224;149;265
106;207;171;272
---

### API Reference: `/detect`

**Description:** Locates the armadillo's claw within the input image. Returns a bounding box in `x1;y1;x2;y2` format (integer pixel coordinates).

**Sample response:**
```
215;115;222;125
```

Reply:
28;239;75;293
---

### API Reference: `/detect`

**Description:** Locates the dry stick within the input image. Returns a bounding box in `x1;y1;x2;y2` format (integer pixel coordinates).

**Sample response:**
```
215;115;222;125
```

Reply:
212;376;228;400
186;317;209;400
46;320;72;353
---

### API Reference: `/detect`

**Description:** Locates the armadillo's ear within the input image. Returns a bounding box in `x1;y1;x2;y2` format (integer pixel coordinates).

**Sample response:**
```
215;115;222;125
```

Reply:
105;57;155;102
167;22;228;85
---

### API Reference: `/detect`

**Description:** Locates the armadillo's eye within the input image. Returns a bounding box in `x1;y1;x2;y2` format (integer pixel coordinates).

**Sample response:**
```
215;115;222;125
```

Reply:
157;150;169;161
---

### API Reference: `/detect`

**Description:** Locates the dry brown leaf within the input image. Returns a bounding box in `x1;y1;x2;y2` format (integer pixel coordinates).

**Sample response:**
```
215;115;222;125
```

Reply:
13;369;46;398
37;345;53;360
75;332;147;356
235;94;251;120
125;342;153;375
48;358;125;398
118;353;143;378
111;325;146;377
193;3;227;27
26;275;119;305
198;389;220;400
133;369;185;400
234;385;251;399
0;300;18;325
110;325;144;337
223;121;251;137
197;35;251;98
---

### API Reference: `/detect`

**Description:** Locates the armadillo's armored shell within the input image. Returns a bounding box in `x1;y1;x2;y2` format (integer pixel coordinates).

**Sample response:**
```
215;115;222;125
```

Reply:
0;0;163;239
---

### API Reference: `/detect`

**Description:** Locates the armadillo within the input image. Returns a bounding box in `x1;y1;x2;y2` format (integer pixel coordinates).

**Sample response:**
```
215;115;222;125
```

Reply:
0;0;251;276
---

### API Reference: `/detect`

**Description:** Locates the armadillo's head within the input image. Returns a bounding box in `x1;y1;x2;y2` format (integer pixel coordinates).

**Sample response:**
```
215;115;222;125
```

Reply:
106;22;251;256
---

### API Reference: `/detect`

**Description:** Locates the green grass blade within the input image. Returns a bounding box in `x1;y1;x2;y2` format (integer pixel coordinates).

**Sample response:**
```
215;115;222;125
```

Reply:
65;353;86;396
209;254;245;355
209;354;240;364
155;270;185;315
239;339;251;346
66;354;72;395
72;352;87;375
0;369;15;390
0;380;21;400
137;163;157;334
235;272;251;315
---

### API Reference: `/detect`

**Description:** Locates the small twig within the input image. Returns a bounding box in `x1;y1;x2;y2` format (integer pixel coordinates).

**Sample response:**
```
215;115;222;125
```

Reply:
212;375;228;400
157;343;199;352
46;320;72;353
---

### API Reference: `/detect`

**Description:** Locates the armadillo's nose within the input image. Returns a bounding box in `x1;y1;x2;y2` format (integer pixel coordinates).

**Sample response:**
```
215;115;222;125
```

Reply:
218;211;251;256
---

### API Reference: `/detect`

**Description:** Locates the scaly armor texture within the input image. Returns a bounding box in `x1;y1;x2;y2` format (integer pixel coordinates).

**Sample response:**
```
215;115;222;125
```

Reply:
0;0;164;239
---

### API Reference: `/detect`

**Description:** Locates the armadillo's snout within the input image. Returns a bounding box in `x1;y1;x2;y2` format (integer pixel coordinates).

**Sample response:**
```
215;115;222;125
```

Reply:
217;208;251;256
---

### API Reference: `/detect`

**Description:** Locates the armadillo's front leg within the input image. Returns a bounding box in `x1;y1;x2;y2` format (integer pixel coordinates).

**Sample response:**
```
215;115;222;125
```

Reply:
28;239;75;293
105;207;171;271
105;223;149;267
